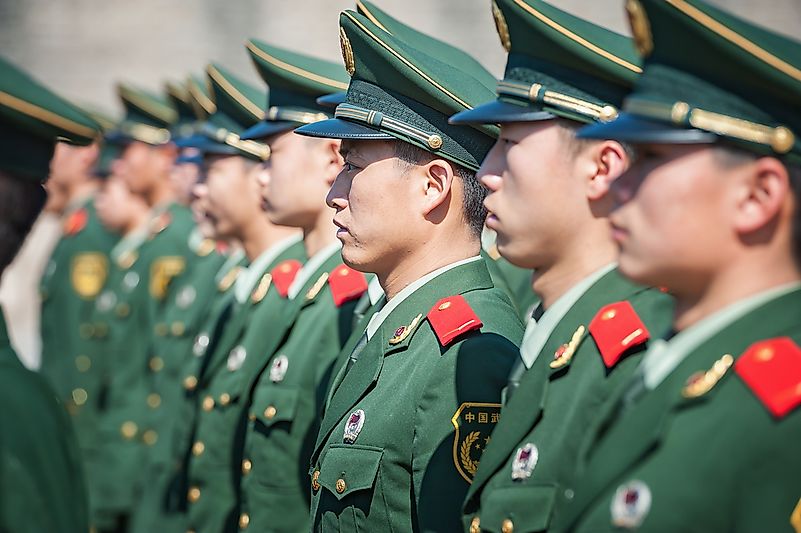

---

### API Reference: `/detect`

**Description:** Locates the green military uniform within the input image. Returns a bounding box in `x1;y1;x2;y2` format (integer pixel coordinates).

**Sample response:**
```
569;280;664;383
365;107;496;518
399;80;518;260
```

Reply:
550;1;801;530
86;84;197;531
446;2;677;531
295;10;525;531
0;53;101;533
39;195;117;430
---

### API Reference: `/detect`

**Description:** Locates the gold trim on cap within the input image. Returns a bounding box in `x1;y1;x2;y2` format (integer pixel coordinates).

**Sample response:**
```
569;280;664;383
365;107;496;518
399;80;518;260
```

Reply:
118;122;171;145
117;84;177;124
624;98;796;154
335;103;445;150
266;106;329;124
510;0;642;74
201;123;272;160
246;41;349;91
0;91;98;139
206;65;264;120
166;82;191;104
497;80;619;122
666;0;801;82
187;77;216;115
356;0;390;33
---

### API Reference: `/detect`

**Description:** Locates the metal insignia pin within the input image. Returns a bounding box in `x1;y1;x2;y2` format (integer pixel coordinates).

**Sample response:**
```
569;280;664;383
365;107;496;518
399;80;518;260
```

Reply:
122;271;140;291
270;354;289;383
611;480;652;529
227;345;247;371
343;409;365;444
550;325;586;369
193;333;210;357
96;290;117;312
511;443;539;481
177;286;197;309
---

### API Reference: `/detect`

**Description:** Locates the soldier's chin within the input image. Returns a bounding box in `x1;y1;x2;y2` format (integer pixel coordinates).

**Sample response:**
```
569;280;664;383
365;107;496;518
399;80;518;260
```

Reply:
339;246;372;274
617;253;660;288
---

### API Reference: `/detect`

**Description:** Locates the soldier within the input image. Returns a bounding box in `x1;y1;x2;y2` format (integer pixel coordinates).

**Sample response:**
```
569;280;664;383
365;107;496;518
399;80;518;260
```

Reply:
230;41;367;532
0;54;101;533
295;10;524;532
553;0;801;531
447;1;674;531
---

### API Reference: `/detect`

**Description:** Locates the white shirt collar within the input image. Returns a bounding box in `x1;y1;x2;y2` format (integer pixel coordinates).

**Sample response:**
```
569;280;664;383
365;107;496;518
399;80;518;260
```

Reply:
641;281;801;389
234;234;303;303
519;263;617;368
287;241;342;300
364;256;482;341
367;276;384;306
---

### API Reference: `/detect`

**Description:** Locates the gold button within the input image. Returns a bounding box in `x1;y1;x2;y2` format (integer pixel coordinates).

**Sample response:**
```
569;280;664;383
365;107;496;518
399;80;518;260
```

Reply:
143;430;158;445
95;323;109;338
202;396;215;411
154;323;168;336
311;470;320;491
248;413;256;422
115;303;130;317
219;393;231;406
469;517;480;533
502;518;514;533
238;513;250;529
149;357;164;372
187;486;201;503
121;421;138;440
335;478;346;494
192;441;205;456
72;388;88;406
183;375;198;390
264;405;277;419
147;393;161;408
242;459;252;475
75;355;91;372
171;321;185;336
79;323;95;338
602;309;617;320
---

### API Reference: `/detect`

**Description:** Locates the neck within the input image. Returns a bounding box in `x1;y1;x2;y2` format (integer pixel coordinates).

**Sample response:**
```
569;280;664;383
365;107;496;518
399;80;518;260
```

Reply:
240;216;299;262
302;211;338;258
380;232;479;301
532;221;617;309
146;180;174;208
65;179;97;208
124;209;150;236
673;253;801;331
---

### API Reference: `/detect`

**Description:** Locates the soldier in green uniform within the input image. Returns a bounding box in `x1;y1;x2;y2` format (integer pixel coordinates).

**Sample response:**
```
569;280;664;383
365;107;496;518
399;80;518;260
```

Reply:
225;41;369;533
295;11;524;532
446;1;674;531
86;83;197;532
0;54;101;533
552;1;801;531
39;133;117;438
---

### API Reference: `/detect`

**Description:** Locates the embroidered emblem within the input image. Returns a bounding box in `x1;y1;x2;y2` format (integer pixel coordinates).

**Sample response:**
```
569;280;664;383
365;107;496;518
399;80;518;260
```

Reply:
682;354;734;399
251;273;272;303
550;325;586;369
340;27;356;76
611;480;652;529
71;253;108;299
491;0;512;52
389;314;423;345
511;443;539;481
270;354;289;383
343;409;365;444
150;256;185;299
451;402;502;483
305;272;330;301
626;0;653;57
227;345;247;371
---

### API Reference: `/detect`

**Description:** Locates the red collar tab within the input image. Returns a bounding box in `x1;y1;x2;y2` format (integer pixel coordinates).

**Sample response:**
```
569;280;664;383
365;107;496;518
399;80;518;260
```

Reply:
427;295;483;347
735;337;801;418
270;259;303;298
589;301;650;368
328;265;368;307
64;208;88;236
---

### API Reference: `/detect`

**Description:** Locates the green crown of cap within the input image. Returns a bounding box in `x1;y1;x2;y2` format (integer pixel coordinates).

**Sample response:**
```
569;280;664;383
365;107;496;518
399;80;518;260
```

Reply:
114;83;176;145
246;39;349;124
620;0;801;160
198;64;270;160
336;10;498;170
166;80;202;139
356;0;497;93
491;0;641;123
0;55;100;180
186;74;216;119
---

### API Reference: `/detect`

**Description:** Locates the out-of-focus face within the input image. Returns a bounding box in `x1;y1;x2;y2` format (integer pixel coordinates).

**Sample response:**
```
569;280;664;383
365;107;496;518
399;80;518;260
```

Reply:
204;154;263;240
258;131;337;229
96;174;146;233
170;148;202;205
48;141;99;203
479;121;587;270
190;179;215;239
326;140;424;274
609;143;733;293
112;141;173;198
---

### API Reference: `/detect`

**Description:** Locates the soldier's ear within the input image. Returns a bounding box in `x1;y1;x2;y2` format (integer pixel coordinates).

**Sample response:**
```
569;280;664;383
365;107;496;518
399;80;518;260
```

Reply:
420;159;454;216
585;140;628;202
732;157;790;236
322;139;344;186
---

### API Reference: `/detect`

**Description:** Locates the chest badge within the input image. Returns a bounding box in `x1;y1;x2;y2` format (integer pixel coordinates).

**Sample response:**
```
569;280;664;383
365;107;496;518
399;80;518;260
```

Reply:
227;345;247;371
511;443;539;481
611;480;652;529
270;354;289;383
343;409;365;444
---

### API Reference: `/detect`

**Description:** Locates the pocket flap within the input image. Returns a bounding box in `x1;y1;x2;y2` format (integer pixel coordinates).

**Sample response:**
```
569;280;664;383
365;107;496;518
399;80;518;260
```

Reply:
480;484;558;532
318;444;383;500
251;386;299;427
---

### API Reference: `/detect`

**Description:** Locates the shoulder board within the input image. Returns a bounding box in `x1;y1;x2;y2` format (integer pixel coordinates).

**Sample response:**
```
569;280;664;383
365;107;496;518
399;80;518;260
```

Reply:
735;337;801;418
589;301;650;368
271;259;303;298
64;208;88;236
327;264;368;307
149;211;172;236
427;295;483;347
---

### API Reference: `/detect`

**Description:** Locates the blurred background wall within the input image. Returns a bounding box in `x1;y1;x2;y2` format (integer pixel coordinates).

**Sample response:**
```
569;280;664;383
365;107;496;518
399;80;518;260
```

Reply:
1;0;800;366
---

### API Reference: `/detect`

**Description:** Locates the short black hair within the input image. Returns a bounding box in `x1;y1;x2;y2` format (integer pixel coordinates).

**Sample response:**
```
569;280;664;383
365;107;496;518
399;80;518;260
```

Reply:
0;172;47;273
393;141;487;238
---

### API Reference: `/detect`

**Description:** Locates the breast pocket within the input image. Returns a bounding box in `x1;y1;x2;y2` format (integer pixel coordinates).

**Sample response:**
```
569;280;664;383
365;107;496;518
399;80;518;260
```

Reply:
249;386;302;489
316;444;388;532
477;484;558;533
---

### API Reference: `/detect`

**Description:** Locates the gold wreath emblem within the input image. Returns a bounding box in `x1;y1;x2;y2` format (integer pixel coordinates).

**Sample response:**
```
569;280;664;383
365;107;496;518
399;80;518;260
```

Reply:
626;0;653;57
340;27;356;76
491;0;512;52
460;431;480;476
